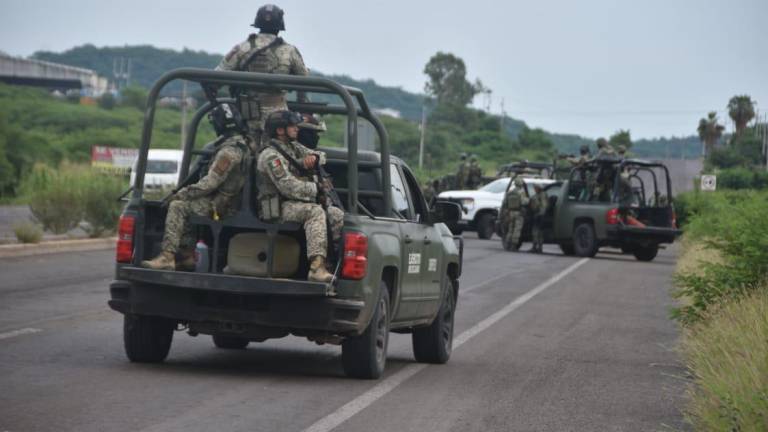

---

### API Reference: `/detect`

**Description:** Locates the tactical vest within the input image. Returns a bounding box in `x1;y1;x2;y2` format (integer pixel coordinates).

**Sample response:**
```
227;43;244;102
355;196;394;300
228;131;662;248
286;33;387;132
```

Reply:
506;191;522;210
238;34;285;75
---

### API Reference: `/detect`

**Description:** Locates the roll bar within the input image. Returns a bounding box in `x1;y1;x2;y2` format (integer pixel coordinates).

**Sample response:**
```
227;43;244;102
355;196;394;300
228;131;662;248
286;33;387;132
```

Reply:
133;68;392;216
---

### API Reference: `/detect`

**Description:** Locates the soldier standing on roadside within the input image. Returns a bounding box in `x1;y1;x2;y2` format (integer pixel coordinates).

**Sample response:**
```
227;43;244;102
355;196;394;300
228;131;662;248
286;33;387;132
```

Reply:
527;184;548;253
456;153;469;189
142;104;252;271
467;155;483;189
256;110;344;283
501;177;528;251
217;4;309;146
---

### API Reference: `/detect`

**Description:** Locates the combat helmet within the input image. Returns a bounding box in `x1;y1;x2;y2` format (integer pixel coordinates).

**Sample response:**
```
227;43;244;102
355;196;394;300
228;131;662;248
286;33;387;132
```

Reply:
265;110;301;138
596;138;608;148
579;144;589;155
460;153;467;160
208;103;247;136
253;4;285;32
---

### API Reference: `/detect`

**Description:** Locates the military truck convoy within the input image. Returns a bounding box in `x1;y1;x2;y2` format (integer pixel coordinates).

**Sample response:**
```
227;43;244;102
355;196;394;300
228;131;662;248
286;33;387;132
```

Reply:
497;157;681;261
109;69;464;379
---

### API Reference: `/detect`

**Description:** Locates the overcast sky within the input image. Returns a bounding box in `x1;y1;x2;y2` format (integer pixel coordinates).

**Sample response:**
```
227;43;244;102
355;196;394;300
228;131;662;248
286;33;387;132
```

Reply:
1;0;766;139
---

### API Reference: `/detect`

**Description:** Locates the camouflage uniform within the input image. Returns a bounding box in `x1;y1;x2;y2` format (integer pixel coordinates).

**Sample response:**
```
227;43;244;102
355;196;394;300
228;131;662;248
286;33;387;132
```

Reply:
501;182;528;251
161;136;251;254
467;159;483;189
257;138;343;259
529;188;549;252
217;33;308;141
456;158;469;189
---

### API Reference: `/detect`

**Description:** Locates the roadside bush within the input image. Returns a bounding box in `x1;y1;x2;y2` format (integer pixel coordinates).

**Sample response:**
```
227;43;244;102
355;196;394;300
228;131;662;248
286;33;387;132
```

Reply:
80;172;127;237
98;93;116;110
20;164;126;237
672;191;768;324
682;287;768;431
23;164;84;234
12;221;43;243
719;167;756;190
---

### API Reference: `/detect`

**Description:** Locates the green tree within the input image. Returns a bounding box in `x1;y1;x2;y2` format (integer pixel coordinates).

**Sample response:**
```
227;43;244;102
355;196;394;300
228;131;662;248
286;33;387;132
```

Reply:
98;92;116;110
727;95;756;137
517;126;554;152
423;52;481;107
121;85;148;110
609;129;632;150
697;111;725;156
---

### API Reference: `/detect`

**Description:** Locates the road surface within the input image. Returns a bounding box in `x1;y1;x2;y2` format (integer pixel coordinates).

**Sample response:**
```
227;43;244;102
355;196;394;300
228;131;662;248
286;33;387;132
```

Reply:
0;234;688;431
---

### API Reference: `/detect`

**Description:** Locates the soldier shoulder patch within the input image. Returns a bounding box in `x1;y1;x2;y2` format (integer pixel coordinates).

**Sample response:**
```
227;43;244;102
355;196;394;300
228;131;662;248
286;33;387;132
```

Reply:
268;157;286;179
212;156;232;176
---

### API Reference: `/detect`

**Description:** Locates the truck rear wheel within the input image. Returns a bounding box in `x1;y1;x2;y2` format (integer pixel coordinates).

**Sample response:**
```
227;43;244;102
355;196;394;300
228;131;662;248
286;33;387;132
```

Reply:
412;279;456;364
476;213;495;239
212;335;249;349
123;314;175;363
573;223;599;257
633;245;659;262
342;283;390;379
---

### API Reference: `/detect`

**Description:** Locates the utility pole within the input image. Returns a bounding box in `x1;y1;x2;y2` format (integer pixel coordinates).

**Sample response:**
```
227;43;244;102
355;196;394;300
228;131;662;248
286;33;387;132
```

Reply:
180;80;188;150
499;98;505;136
418;103;426;169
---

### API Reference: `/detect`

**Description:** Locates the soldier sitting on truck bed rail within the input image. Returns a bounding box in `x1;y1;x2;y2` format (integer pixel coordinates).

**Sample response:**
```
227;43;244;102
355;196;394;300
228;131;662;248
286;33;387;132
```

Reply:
141;104;252;271
256;110;344;283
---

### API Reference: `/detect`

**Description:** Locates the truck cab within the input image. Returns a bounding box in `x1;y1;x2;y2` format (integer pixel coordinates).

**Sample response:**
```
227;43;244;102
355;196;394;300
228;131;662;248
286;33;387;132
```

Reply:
108;69;463;379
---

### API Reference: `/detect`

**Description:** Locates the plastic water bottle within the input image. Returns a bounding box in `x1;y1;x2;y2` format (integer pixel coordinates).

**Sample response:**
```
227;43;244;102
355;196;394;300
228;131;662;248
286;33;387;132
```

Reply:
195;240;210;273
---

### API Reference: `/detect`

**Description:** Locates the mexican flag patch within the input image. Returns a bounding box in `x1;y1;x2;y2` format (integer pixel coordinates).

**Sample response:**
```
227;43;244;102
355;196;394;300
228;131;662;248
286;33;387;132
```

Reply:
270;157;286;178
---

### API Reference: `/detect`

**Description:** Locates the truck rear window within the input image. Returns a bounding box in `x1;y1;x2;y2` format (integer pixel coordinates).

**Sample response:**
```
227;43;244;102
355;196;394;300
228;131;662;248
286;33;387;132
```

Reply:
146;160;178;174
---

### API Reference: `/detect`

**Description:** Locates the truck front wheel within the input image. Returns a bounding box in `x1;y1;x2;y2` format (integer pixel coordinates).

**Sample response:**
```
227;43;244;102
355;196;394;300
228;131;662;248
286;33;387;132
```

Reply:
412;278;456;364
342;283;390;379
476;213;495;239
123;314;175;363
573;223;599;257
633;245;659;262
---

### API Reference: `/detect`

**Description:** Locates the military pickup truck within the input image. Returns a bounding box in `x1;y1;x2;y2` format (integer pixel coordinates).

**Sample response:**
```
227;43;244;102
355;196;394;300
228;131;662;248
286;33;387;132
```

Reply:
109;69;464;379
500;157;681;260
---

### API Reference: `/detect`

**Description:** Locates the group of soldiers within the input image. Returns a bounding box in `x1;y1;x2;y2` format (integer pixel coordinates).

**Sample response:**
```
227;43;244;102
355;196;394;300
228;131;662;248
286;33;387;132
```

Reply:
456;153;484;190
499;178;549;253
142;4;342;283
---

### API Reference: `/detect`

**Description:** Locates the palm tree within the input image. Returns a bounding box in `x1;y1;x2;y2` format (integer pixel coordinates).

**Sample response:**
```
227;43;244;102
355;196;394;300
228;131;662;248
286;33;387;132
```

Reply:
697;111;725;156
727;95;756;137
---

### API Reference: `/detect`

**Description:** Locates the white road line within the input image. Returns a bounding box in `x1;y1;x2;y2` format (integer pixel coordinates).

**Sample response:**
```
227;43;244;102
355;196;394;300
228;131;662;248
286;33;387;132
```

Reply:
303;257;590;432
0;327;42;340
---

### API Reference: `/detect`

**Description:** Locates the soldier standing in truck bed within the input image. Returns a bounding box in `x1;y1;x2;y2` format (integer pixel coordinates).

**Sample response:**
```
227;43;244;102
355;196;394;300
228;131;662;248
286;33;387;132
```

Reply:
217;4;309;146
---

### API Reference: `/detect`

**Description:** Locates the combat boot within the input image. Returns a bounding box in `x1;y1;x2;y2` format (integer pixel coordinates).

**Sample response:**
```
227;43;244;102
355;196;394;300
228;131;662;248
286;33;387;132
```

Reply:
141;251;175;271
177;250;196;271
308;256;334;283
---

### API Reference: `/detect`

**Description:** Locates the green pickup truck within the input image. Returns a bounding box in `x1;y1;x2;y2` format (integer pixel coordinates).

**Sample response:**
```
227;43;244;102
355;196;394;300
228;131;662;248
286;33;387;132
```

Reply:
501;158;681;261
109;69;464;379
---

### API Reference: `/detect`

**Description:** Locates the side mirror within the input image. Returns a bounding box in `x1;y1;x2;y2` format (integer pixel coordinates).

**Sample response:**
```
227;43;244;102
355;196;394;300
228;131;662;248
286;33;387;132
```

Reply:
430;200;462;225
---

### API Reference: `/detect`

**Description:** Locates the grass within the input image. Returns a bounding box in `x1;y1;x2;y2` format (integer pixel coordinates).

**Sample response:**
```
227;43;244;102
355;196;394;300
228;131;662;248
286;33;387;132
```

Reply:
12;221;43;243
681;284;768;431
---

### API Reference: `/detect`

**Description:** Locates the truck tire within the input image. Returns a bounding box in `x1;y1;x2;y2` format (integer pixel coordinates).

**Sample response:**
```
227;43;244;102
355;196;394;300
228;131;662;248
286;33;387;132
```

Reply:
123;314;175;363
633;245;659;262
573;223;599;257
476;213;495;239
412;279;456;364
559;243;575;256
342;283;390;379
212;335;249;349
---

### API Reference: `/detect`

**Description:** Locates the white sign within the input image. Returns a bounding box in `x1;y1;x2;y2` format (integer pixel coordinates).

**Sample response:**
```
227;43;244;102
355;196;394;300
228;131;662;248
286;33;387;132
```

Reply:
407;253;421;274
701;175;717;191
428;258;437;272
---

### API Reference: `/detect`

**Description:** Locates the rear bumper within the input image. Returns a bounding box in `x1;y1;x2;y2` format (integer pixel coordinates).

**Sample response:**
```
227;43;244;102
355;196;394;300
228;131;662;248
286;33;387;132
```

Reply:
108;267;365;334
605;225;682;244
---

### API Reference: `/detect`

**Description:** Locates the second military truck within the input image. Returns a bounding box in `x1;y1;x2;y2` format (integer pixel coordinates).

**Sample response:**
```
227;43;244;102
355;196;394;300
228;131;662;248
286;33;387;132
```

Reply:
109;69;464;379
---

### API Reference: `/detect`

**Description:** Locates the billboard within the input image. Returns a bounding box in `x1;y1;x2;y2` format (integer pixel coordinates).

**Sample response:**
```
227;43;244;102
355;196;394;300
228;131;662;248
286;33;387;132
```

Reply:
91;146;138;174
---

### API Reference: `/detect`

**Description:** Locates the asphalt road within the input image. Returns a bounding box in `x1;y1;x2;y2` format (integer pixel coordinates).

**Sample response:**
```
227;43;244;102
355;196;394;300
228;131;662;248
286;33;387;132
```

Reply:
0;234;688;432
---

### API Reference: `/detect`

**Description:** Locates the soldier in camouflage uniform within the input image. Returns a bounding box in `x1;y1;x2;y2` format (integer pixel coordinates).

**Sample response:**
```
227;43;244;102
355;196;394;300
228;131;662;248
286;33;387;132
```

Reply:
565;145;591;167
595;138;615;158
297;113;326;150
467;155;483;189
617;144;627;158
456;153;469;189
217;4;309;145
527;184;549;253
256;110;343;283
501;177;528;251
142;104;252;270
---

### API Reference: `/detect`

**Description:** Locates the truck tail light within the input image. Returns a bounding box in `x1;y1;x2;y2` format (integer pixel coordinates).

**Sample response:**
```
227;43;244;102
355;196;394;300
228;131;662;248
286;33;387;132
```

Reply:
606;208;620;225
116;214;135;263
671;210;677;228
342;232;368;280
